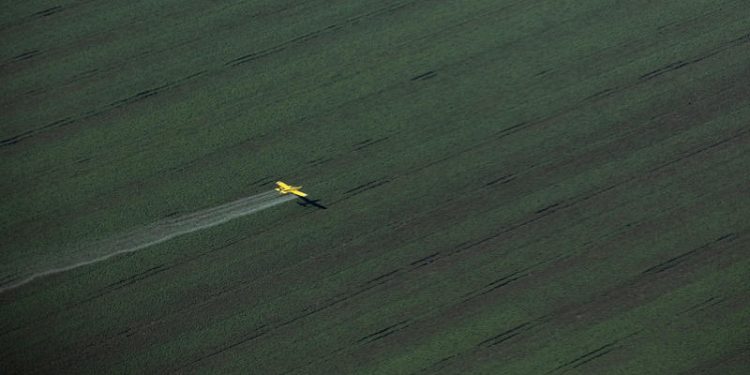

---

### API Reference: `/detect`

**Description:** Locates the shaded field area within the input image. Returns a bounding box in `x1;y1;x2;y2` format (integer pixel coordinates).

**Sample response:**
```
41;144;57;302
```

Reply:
1;0;749;373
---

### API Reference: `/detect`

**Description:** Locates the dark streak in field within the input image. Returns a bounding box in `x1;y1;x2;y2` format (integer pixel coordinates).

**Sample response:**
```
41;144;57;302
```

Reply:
414;354;460;375
353;136;389;151
12;50;39;61
109;86;168;108
37;236;261;346
410;252;440;268
353;139;373;147
358;319;410;343
415;318;553;372
307;157;332;166
655;7;725;34
407;154;455;175
0;70;208;147
104;265;170;290
459;258;565;303
678;296;725;316
584;87;618;100
386;29;749;188
535;203;560;214
366;127;745;316
0;117;74;146
445;200;573;256
226;1;416;67
475;270;527;297
181;325;269;370
490;31;750;149
478;321;533;347
647;129;749;174
463;129;747;257
34;6;63;17
343;179;391;195
74;265;172;305
642;233;737;274
640;61;690;81
557;342;618;370
24;88;45;96
0;274;17;285
485;174;515;186
640;32;750;81
71;68;100;81
434;354;457;365
690;32;750;64
108;69;209;108
364;269;402;286
411;71;437;81
494;122;528;139
172;271;407;368
549;331;643;373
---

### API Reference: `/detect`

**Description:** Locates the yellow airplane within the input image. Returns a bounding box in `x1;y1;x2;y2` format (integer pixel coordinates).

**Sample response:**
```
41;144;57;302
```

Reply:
275;181;308;197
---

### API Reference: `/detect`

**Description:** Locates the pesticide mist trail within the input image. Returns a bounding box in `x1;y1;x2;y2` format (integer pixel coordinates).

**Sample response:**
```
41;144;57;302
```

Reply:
0;190;296;293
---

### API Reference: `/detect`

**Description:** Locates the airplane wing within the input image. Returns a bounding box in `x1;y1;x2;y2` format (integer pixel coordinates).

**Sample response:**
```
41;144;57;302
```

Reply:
276;181;290;189
290;189;308;197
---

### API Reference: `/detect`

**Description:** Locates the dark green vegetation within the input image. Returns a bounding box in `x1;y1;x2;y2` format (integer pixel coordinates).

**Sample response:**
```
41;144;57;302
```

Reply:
2;0;749;373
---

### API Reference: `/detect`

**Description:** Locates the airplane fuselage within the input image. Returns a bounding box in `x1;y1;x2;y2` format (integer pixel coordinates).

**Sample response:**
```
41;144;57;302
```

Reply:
275;181;308;197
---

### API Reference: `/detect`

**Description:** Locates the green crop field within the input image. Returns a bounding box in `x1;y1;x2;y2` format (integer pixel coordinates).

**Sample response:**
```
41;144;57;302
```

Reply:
1;0;749;373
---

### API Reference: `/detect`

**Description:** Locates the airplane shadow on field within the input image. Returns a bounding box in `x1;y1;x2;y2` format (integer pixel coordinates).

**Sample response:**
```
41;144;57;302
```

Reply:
296;196;328;210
